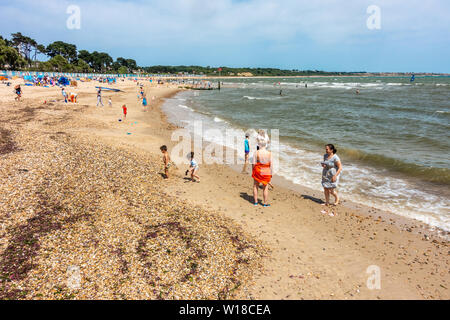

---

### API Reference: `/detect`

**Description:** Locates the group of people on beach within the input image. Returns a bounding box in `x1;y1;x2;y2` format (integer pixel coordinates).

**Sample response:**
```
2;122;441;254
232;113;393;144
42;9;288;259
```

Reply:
13;80;342;211
159;128;342;210
160;146;200;183
61;88;78;104
246;133;342;210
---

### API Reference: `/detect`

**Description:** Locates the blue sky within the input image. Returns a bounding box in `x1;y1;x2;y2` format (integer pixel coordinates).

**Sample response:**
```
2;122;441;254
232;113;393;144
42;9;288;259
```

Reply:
1;0;449;72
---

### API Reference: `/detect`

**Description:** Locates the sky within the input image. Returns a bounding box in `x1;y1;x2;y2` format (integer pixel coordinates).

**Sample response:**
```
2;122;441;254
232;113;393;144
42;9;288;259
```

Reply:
1;0;449;72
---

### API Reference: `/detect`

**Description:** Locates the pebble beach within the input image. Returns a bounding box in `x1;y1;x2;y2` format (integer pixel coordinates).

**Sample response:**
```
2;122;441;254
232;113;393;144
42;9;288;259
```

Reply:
0;81;267;299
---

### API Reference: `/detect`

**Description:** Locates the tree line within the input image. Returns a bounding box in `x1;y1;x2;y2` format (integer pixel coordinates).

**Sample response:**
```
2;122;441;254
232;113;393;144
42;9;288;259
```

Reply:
143;65;353;76
1;32;361;76
0;32;138;74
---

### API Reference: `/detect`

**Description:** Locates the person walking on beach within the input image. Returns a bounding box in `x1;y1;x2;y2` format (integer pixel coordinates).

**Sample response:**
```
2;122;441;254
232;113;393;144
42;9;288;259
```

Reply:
122;104;127;121
97;88;104;107
108;97;112;107
14;85;22;102
142;93;148;111
160;145;172;179
242;134;251;173
61;87;68;103
186;152;200;182
321;144;342;208
252;138;272;207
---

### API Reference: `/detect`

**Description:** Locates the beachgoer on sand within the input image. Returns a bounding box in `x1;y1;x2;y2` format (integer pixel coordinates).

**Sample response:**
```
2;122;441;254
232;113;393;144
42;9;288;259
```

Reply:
186;152;200;182
142;93;148;109
108;98;112;107
14;85;22;101
70;92;78;103
122;104;127;120
321;144;342;212
97;88;104;107
252;136;272;207
160;145;174;179
242;133;250;173
61;88;68;103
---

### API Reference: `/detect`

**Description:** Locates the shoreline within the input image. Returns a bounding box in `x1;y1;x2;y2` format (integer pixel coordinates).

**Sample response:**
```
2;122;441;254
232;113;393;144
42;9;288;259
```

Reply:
1;79;448;299
160;90;449;239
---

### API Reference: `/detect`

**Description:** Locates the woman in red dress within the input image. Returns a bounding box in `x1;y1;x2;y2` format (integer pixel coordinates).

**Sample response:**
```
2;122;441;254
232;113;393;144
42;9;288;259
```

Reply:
252;140;272;207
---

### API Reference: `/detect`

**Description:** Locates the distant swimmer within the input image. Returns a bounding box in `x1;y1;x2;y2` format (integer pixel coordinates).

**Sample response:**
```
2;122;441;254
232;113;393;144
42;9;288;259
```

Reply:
305;83;308;88
280;90;283;96
356;89;360;95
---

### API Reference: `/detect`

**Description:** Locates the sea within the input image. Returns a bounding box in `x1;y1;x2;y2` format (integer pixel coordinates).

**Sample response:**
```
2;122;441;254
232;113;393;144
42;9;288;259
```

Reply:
161;76;450;232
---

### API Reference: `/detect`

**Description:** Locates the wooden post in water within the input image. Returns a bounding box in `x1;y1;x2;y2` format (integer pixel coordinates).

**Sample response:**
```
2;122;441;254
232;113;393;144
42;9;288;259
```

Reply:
218;81;221;91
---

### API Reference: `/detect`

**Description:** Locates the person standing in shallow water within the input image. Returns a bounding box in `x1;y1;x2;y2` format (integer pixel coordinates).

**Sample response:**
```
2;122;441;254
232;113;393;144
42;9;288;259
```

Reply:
242;134;250;173
321;144;342;206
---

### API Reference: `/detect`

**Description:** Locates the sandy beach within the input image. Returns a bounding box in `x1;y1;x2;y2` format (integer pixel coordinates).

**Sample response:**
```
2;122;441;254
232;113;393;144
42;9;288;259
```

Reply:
0;79;448;300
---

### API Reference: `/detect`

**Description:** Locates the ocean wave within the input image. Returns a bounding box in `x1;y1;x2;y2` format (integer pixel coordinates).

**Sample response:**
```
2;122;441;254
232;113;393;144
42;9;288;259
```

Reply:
243;95;280;101
339;147;450;185
214;117;226;123
178;104;194;111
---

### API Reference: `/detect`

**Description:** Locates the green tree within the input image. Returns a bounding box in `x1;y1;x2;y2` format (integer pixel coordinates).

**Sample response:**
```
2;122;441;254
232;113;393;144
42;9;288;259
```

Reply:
48;54;70;72
125;59;137;71
76;59;91;73
117;66;128;74
46;41;78;63
0;38;26;70
78;50;91;64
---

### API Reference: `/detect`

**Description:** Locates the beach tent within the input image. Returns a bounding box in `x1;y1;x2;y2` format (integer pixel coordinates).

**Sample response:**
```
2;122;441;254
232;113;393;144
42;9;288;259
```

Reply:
58;76;70;86
24;75;34;82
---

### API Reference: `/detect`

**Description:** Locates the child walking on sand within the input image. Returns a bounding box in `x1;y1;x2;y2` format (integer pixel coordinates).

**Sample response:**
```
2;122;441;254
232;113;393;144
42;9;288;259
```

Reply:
61;87;68;103
14;85;22;101
186;152;200;182
160;145;172;179
142;93;148;111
